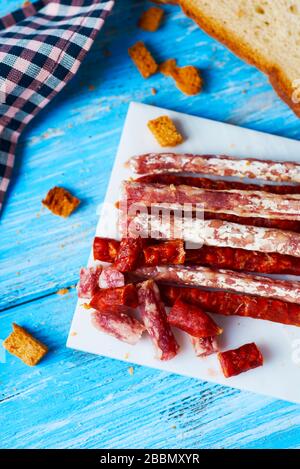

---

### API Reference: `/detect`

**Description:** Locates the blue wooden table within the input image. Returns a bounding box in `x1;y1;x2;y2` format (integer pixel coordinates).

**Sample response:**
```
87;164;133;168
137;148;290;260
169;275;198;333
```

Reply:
1;0;300;449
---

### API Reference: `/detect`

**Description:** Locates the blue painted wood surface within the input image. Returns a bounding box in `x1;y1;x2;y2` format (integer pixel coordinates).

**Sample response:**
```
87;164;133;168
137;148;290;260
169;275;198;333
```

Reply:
1;0;300;449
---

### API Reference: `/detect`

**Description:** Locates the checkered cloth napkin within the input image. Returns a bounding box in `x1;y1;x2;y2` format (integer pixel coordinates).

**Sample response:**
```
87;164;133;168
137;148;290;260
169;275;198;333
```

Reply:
0;0;114;210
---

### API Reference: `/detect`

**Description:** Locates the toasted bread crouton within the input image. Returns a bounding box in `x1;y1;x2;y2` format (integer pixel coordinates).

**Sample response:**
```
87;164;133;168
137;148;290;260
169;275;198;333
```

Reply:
128;42;158;78
160;58;202;95
147;115;183;147
173;65;203;95
159;58;177;76
42;186;80;217
138;7;164;32
3;323;48;366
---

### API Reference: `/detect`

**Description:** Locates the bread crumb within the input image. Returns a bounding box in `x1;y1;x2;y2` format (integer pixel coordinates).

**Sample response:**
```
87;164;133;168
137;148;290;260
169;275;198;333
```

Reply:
138;7;164;32
151;87;157;95
57;288;69;295
148;115;183;147
42;186;80;218
103;48;112;58
128;366;134;376
70;331;77;337
88;85;95;91
3;323;48;367
171;425;177;429
160;59;203;95
23;1;31;6
124;352;130;360
128;41;158;79
159;58;177;76
82;303;92;310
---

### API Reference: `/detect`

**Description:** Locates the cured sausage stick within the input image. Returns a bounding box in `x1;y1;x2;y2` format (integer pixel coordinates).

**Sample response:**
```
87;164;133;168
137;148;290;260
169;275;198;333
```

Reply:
91;308;145;345
123;181;300;221
185;245;300;276
168;299;223;338
132;265;300;304
167;299;222;357
160;285;300;327
129;153;300;183
218;343;263;378
92;236;300;275
137;280;179;360
136;173;300;195
130;214;300;258
204;211;300;233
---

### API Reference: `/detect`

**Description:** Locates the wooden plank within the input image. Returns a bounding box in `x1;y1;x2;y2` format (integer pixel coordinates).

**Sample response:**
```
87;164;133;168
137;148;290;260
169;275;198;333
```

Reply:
1;289;300;449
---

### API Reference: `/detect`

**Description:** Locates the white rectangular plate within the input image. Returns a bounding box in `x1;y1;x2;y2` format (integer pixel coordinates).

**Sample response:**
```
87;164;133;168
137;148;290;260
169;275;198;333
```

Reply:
67;102;300;403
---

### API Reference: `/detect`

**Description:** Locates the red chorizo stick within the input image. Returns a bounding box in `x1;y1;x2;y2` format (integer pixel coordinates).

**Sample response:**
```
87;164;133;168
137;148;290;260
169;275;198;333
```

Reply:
138;280;179;360
91;308;145;345
129;153;300;183
90;284;138;310
143;239;185;266
168;298;223;337
114;237;143;272
185;245;300;275
93;237;120;263
136;173;300;195
168;298;221;358
92;237;186;267
91;237;300;275
160;285;300;327
218;343;263;378
133;265;300;304
123;181;300;221
130;214;300;257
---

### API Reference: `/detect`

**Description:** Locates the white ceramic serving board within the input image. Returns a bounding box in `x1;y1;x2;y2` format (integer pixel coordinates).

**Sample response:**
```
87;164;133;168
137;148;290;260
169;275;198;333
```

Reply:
67;102;300;403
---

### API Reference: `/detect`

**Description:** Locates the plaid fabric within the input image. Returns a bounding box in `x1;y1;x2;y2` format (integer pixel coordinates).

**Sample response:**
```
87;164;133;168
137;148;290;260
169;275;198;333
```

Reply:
0;0;114;210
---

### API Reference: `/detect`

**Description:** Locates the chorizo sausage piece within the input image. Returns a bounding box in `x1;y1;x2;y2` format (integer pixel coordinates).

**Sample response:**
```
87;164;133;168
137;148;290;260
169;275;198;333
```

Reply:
160;286;300;327
167;298;222;338
93;237;120;262
136;173;300;195
191;336;219;357
218;343;263;378
91;307;145;345
77;266;102;299
129;153;300;183
133;265;300;304
185;245;300;275
92;237;186;267
98;267;125;289
143;239;185;266
114;237;144;272
138;280;179;360
90;284;138;310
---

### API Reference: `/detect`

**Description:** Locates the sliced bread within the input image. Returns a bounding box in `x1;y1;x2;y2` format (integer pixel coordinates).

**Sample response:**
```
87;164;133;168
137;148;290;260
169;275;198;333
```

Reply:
162;0;300;116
